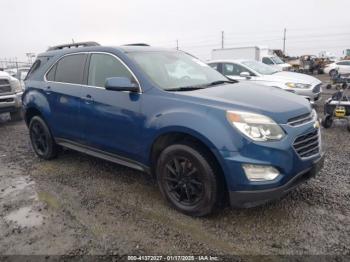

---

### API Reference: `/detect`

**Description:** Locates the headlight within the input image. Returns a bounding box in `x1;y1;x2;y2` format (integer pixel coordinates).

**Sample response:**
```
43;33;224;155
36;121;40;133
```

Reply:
285;82;311;89
226;111;285;142
10;78;22;93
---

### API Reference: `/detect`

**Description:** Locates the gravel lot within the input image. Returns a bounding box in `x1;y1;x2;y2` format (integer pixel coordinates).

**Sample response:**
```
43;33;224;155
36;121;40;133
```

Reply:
0;75;349;257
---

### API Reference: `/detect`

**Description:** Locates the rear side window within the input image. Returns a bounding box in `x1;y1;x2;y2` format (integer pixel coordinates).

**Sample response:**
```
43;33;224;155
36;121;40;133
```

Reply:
26;56;52;80
337;61;350;66
88;53;133;87
54;54;87;84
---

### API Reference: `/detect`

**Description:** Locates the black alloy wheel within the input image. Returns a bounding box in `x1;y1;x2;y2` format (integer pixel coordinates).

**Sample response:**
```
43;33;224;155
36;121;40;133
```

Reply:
164;156;204;206
157;143;219;217
29;116;58;159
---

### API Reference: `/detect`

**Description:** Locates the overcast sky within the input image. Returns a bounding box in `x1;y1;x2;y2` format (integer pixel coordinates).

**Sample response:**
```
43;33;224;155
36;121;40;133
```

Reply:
1;0;350;62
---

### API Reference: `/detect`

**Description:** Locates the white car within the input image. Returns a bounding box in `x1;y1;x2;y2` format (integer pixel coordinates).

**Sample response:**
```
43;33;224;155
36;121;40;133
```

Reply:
323;60;350;77
208;59;322;103
0;71;23;120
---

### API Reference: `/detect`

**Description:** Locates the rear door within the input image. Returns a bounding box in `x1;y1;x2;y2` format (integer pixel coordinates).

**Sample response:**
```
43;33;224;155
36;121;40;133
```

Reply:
45;53;88;142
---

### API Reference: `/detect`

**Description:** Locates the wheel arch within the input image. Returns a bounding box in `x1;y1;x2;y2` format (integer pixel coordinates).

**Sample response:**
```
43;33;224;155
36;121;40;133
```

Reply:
149;129;230;204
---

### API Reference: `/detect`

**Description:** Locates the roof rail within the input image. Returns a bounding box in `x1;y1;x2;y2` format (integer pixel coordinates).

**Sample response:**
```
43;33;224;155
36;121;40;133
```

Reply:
47;41;100;51
123;43;150;47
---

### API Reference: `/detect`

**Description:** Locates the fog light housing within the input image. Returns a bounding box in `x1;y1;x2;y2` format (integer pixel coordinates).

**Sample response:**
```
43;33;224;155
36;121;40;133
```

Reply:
242;164;280;181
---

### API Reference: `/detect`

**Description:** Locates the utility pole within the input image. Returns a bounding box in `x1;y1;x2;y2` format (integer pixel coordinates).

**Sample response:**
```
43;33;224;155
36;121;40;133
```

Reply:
283;28;286;54
176;40;179;50
221;31;224;49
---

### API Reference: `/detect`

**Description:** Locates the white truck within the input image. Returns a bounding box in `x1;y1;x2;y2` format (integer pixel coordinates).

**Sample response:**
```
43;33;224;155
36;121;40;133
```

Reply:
212;46;291;71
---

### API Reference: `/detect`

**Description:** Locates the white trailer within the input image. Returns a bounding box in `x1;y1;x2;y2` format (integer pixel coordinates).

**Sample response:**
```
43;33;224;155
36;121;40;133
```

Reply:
212;46;291;71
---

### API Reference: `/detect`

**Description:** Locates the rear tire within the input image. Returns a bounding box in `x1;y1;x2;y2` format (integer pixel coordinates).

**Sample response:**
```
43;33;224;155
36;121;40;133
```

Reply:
10;110;23;121
156;143;219;217
29;116;58;160
322;115;333;128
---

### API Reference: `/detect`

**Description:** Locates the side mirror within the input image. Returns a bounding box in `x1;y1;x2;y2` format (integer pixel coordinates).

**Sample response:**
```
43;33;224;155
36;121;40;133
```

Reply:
105;77;139;92
240;72;251;79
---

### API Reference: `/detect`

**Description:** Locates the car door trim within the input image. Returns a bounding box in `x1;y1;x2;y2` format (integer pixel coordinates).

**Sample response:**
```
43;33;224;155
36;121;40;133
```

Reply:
43;51;143;93
55;138;150;173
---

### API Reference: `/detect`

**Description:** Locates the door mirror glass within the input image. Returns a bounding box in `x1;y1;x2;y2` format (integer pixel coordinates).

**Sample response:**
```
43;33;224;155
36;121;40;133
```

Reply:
105;77;139;92
240;72;251;79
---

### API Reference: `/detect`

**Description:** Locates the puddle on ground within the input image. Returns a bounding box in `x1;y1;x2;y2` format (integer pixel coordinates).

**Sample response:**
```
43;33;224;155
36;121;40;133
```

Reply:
5;206;44;227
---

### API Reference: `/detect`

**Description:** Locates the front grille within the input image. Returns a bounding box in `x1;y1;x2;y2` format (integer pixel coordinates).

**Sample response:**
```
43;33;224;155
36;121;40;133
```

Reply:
288;111;314;126
293;130;319;158
312;84;321;93
0;79;11;93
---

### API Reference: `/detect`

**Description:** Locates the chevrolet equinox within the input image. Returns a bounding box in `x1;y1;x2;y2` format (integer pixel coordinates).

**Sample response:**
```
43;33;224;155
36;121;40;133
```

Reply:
23;42;324;216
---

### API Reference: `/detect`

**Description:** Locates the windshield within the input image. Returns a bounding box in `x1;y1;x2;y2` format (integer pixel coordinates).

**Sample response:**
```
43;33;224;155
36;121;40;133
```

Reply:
241;60;280;75
128;51;228;90
270;56;284;64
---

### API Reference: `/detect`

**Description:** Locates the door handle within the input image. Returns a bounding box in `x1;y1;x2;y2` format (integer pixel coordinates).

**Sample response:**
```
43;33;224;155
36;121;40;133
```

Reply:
45;86;51;95
82;94;94;103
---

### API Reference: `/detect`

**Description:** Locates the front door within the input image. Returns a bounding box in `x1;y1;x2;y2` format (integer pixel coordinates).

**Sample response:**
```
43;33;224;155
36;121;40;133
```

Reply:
80;53;143;161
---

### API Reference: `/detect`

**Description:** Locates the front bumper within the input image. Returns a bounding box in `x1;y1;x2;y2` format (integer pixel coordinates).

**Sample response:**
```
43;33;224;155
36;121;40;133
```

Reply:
228;154;324;208
0;92;22;113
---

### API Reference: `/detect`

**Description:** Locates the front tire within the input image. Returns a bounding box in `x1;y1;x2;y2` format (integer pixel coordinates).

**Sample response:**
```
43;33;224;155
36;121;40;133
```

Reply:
29;116;58;160
156;143;219;217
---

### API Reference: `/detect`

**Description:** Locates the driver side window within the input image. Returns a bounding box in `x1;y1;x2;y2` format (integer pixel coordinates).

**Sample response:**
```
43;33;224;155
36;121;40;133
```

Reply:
262;57;273;65
223;63;250;76
88;53;134;87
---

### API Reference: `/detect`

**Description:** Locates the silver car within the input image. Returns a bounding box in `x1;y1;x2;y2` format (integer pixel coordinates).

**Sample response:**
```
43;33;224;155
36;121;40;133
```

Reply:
208;59;322;103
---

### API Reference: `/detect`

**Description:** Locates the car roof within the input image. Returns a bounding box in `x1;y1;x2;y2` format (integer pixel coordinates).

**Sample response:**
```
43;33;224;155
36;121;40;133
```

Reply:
207;59;250;64
38;45;177;57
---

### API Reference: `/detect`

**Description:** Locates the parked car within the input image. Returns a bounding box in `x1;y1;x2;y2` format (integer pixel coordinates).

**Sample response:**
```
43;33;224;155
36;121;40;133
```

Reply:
23;42;324;216
324;60;350;77
208;59;322;103
212;46;292;71
0;70;23;120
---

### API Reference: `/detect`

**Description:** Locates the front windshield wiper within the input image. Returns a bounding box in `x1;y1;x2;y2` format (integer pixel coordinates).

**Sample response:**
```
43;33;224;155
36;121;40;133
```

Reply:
164;85;207;92
207;80;236;86
164;80;236;92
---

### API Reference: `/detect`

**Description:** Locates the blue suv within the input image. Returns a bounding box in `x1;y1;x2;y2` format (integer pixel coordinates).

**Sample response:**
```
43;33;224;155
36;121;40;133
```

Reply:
23;42;324;216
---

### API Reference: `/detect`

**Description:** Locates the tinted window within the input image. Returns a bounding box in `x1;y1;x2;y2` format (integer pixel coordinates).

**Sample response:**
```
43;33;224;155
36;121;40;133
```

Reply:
88;54;133;87
262;57;273;65
223;63;250;76
26;56;52;80
55;54;87;84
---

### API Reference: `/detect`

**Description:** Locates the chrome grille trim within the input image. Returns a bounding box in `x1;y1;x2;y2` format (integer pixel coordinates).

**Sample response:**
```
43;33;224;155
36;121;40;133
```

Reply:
288;110;315;127
293;130;320;159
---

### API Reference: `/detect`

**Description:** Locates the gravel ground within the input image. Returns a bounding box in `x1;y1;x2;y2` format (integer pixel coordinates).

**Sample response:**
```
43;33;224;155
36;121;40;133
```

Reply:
0;75;349;258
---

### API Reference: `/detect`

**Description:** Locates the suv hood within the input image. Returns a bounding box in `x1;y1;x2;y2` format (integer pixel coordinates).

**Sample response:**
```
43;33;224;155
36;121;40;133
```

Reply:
263;71;321;86
177;82;312;124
